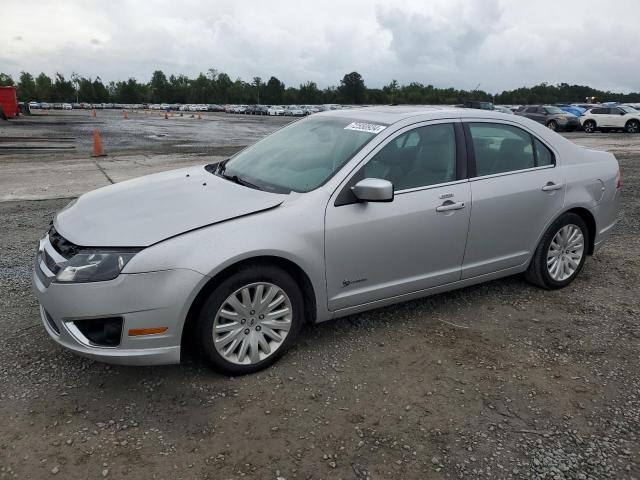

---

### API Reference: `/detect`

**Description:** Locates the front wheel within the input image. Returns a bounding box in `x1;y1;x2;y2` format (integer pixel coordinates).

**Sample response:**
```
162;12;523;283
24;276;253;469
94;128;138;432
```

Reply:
197;264;304;375
546;120;558;131
526;213;588;289
626;120;640;134
583;120;596;133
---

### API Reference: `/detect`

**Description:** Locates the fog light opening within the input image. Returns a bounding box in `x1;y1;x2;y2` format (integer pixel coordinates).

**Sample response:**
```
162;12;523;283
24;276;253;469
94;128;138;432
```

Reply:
73;317;123;347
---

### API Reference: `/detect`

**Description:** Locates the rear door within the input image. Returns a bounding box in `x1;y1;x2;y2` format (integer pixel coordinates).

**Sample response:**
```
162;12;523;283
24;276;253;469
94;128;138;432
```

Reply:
461;121;565;279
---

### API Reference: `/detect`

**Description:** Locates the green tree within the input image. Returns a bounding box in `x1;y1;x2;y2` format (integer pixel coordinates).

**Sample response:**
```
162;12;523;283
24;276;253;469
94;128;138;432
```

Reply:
338;72;366;104
383;79;399;104
298;81;321;104
17;72;37;101
77;77;95;103
263;76;285;104
0;73;14;86
215;72;233;103
51;73;75;102
252;76;263;104
93;77;110;103
149;70;169;103
35;73;53;101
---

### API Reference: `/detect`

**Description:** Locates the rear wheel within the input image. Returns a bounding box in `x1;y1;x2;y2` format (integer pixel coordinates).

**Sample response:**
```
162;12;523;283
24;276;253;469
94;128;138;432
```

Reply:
546;120;558;131
526;213;588;289
626;119;640;133
583;120;596;133
197;264;304;375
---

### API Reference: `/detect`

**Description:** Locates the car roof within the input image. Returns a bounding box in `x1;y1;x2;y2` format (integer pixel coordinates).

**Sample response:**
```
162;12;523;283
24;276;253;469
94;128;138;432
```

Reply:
317;105;514;125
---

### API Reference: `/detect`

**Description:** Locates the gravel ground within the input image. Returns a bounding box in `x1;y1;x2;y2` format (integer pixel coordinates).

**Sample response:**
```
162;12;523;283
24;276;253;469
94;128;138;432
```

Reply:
0;131;638;479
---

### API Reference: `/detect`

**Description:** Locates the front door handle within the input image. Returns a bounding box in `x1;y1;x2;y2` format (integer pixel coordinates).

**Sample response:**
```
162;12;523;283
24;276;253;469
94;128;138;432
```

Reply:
436;201;465;212
542;182;564;192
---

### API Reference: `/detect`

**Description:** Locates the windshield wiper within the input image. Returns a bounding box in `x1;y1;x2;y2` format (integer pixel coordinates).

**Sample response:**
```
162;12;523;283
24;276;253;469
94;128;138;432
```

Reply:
213;160;262;190
224;173;262;190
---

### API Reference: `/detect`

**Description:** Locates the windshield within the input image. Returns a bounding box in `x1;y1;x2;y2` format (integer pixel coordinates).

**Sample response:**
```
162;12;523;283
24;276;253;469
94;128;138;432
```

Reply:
219;116;385;193
545;106;565;114
620;106;637;113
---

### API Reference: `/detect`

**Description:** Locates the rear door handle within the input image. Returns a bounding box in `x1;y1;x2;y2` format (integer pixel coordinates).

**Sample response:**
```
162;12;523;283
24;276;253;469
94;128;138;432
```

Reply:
436;201;465;212
541;182;564;192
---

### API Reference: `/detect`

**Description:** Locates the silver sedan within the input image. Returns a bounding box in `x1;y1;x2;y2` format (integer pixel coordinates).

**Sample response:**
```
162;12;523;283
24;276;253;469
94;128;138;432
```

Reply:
33;107;621;375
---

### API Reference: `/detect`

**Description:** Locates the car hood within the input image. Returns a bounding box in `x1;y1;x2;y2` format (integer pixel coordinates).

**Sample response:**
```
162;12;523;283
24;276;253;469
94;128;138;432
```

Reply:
54;166;287;247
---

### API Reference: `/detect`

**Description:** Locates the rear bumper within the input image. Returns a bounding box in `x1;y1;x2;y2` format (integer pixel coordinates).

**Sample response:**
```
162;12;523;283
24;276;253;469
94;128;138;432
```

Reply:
33;266;206;366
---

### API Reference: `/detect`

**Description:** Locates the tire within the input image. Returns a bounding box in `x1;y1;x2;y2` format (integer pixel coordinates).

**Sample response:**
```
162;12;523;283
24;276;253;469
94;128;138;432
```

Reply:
525;213;589;289
546;120;558;131
583;120;596;133
197;264;304;375
626;119;640;134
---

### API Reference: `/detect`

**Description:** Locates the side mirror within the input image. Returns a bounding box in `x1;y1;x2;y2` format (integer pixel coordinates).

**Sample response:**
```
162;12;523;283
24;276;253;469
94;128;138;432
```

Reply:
351;178;394;202
620;111;626;115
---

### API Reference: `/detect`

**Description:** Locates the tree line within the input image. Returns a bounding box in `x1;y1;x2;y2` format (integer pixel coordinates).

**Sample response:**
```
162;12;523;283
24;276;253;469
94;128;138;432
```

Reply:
1;70;639;105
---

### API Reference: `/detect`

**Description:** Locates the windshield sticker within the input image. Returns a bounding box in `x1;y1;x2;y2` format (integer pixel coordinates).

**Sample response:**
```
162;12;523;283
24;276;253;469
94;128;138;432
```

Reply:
344;122;387;134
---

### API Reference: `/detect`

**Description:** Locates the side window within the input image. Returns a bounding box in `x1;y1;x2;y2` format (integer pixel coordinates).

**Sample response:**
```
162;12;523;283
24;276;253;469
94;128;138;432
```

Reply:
592;108;606;115
363;123;456;191
609;108;621;115
534;138;554;167
468;123;535;176
525;107;538;113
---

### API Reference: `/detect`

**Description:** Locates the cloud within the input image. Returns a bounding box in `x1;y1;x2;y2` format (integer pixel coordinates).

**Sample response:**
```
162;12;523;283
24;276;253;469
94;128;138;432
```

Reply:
0;0;638;92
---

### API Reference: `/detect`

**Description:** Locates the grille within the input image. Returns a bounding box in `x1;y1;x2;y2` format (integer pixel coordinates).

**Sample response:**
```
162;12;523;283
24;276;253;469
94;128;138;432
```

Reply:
48;225;80;259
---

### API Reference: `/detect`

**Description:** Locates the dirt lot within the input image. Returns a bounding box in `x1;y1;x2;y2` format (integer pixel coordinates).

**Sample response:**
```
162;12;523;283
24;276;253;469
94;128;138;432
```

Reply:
0;112;639;479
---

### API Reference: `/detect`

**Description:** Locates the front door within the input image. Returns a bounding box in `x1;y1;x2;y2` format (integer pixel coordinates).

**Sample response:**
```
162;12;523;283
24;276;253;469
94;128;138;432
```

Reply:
325;121;471;311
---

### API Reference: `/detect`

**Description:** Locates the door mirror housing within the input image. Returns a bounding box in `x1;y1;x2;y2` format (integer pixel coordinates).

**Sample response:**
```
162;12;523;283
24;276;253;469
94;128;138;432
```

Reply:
351;178;394;202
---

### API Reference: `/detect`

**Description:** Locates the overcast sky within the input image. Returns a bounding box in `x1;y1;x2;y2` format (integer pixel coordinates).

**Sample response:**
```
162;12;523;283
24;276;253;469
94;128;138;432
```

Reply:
2;0;639;93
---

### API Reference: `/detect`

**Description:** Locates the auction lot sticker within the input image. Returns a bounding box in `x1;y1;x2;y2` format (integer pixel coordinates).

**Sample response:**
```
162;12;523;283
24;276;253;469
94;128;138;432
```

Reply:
344;122;387;134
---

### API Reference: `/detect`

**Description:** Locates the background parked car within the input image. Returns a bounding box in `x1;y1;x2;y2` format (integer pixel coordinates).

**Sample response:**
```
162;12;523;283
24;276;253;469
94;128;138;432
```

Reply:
555;104;586;117
493;105;514;114
300;105;319;115
284;105;305;116
268;106;285;116
515;105;580;131
462;100;494;110
581;106;640;133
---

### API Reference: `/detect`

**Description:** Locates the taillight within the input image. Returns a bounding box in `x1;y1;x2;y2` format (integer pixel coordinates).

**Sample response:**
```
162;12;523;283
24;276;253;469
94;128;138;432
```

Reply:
615;170;622;190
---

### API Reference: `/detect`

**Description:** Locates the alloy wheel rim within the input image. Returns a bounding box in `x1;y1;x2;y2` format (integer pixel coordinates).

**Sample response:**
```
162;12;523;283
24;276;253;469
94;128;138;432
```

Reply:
629;122;639;133
548;121;557;131
547;224;584;281
213;282;293;365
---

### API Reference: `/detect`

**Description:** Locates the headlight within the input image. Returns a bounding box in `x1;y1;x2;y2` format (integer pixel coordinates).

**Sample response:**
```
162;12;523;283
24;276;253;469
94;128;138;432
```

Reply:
55;251;138;283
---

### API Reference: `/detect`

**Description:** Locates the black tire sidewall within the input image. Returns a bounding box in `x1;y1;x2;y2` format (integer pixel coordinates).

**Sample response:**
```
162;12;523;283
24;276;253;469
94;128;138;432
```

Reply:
626;120;639;133
536;214;589;289
584;121;595;133
197;265;304;375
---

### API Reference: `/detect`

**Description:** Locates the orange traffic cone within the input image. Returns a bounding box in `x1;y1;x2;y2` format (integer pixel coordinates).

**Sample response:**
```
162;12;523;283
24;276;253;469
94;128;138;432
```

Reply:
123;110;128;119
91;109;96;118
197;113;202;120
91;128;107;157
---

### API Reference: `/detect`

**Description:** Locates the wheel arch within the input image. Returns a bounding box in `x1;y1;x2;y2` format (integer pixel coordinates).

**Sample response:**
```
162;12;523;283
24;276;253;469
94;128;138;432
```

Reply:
181;255;318;353
562;207;596;255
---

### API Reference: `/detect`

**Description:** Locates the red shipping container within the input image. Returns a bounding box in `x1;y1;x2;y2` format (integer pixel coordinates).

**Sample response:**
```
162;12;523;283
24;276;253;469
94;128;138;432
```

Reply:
0;86;19;119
